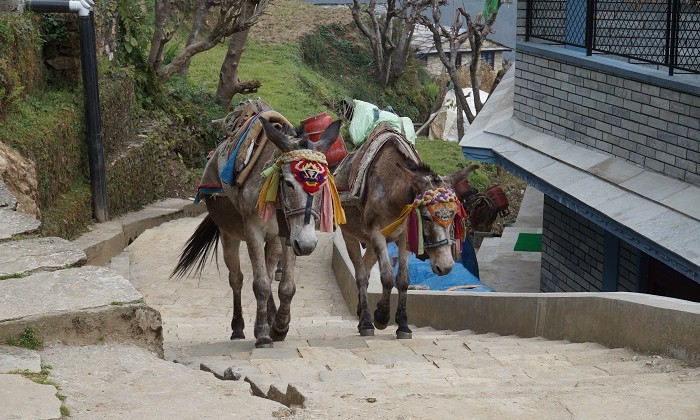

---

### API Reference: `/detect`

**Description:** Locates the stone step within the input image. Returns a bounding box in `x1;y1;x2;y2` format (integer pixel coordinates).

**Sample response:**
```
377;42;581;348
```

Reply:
0;209;40;243
0;266;163;357
0;237;86;277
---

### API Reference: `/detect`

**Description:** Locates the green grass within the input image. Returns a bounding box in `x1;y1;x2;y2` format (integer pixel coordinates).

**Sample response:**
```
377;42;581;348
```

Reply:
0;273;26;281
187;41;344;124
5;326;43;350
415;136;495;190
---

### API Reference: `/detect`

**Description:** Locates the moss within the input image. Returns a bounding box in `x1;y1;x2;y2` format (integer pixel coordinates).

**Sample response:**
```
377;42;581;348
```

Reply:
40;182;93;239
100;69;137;158
0;89;85;210
0;14;44;116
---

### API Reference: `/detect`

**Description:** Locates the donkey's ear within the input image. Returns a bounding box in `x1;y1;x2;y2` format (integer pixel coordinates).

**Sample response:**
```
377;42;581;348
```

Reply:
261;117;293;152
444;164;479;187
395;162;422;191
313;120;342;153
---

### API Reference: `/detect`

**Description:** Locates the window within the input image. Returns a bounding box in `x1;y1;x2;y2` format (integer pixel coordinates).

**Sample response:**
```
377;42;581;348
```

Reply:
481;51;495;68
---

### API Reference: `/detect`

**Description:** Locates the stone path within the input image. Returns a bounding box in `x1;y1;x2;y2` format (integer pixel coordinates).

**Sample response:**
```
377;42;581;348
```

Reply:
116;217;698;419
1;205;698;419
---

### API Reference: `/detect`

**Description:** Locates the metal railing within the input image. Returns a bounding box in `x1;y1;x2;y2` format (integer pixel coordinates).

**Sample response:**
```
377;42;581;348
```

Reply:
525;0;700;75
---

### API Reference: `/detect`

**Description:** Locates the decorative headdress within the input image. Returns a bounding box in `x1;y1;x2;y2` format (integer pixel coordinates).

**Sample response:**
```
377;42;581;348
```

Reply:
381;187;467;256
257;149;345;232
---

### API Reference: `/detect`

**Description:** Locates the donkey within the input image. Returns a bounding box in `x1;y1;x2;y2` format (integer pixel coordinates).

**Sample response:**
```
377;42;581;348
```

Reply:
336;129;477;338
173;116;343;348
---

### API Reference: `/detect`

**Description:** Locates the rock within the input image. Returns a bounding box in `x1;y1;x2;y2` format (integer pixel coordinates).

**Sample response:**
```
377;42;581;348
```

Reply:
0;181;17;210
0;345;42;373
0;142;41;219
0;209;41;242
0;237;86;277
0;374;62;420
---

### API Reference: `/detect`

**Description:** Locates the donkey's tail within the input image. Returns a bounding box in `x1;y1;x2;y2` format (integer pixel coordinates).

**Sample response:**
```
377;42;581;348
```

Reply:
171;215;220;279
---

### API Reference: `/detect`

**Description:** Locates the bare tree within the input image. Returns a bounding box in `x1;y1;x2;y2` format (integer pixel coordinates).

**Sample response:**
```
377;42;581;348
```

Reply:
419;1;505;139
350;0;442;86
148;0;269;81
177;0;216;78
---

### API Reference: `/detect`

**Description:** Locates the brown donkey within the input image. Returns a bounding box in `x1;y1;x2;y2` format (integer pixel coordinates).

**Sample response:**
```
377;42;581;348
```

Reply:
173;115;343;348
336;129;477;338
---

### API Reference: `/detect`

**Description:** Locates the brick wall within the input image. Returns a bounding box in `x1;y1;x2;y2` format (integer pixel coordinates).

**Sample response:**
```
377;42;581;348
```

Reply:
541;196;605;292
514;2;700;187
618;240;639;292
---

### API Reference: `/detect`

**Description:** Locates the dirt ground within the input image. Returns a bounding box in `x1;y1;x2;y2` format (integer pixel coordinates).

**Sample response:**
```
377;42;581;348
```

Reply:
249;1;353;44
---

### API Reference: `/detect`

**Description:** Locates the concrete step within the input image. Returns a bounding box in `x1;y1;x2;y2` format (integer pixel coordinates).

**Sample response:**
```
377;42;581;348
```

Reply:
0;266;163;357
0;208;40;243
0;237;86;277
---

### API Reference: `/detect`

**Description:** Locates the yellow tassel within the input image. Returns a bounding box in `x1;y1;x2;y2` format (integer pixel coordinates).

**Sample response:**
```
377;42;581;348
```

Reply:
327;174;346;225
381;204;415;236
257;171;279;215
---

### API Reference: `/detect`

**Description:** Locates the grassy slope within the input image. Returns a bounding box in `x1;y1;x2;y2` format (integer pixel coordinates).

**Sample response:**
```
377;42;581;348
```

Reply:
187;42;347;124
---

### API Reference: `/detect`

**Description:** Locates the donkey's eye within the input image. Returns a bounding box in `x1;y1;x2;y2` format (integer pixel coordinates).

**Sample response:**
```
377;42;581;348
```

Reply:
285;180;294;188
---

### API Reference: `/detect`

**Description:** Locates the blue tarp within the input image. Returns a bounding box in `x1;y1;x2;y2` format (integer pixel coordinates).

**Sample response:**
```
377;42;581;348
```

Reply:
386;242;492;292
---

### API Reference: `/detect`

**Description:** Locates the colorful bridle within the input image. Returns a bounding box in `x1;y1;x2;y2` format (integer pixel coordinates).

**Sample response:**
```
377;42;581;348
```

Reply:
381;187;467;256
257;149;345;232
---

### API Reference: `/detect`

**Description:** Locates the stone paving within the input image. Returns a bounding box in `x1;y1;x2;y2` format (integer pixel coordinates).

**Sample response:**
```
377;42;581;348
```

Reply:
1;201;699;419
117;217;699;419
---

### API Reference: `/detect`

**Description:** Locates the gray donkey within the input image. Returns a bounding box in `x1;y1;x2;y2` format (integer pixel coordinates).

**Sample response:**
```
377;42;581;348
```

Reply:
173;115;342;348
336;128;477;338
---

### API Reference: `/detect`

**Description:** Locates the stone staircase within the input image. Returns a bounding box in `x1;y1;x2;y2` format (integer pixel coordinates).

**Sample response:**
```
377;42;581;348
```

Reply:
167;315;699;419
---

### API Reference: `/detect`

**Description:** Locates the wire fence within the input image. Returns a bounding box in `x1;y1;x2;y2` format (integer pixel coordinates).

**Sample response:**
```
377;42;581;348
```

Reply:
525;0;700;75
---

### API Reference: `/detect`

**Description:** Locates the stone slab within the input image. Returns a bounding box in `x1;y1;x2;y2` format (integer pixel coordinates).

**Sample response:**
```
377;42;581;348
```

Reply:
0;266;141;321
0;374;62;420
0;345;41;373
620;170;690;201
73;198;205;265
0;181;17;210
588;157;645;185
0;209;40;242
42;344;283;418
661;185;700;221
0;237;86;277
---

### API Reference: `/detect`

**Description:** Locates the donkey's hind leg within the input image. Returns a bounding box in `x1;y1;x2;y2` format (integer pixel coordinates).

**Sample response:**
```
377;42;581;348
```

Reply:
370;231;394;331
221;233;245;340
394;233;412;339
271;240;295;341
264;238;281;333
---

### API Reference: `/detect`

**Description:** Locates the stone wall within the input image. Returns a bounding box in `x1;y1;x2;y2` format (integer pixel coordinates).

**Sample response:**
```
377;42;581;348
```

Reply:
514;0;700;186
541;196;605;292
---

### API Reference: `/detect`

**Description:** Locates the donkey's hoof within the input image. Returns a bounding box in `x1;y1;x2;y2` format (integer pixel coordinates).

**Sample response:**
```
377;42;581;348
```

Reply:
270;326;289;342
255;337;274;348
396;330;412;340
359;328;375;337
230;330;245;340
373;309;390;329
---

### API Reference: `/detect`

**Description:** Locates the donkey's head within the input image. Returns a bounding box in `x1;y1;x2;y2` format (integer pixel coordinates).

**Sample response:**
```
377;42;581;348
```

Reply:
260;117;342;256
392;163;456;276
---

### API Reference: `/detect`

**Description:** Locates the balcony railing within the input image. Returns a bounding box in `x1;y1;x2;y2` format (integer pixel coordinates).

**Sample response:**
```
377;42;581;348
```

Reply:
525;0;700;75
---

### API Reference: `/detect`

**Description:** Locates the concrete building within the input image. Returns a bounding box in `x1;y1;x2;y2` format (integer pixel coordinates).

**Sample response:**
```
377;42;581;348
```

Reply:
461;0;700;301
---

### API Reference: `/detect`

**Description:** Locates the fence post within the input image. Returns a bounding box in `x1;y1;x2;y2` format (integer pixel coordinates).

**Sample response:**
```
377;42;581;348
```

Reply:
669;0;681;76
525;0;532;41
585;0;595;56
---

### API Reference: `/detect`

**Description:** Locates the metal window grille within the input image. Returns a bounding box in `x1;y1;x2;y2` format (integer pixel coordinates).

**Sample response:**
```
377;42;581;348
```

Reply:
525;0;700;75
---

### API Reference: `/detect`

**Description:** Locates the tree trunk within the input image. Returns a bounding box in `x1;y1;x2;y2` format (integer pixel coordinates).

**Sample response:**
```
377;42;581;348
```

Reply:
178;0;211;78
456;86;465;141
148;0;174;73
215;29;259;110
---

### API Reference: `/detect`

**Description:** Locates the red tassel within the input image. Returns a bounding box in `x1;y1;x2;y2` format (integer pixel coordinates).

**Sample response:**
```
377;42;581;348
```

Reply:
407;209;419;255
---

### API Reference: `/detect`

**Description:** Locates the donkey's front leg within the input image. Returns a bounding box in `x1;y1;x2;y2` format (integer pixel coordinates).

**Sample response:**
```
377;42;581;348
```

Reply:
244;226;274;348
271;240;295;341
394;233;412;339
343;234;375;336
221;233;245;339
370;230;395;331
